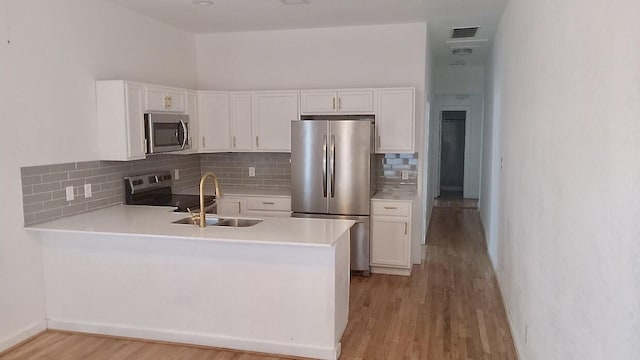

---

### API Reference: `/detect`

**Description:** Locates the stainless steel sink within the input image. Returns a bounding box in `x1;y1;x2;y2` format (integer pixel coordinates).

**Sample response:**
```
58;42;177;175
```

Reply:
172;216;262;227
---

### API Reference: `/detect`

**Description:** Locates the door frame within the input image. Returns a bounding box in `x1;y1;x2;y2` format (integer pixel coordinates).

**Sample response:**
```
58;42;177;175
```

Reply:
436;105;471;198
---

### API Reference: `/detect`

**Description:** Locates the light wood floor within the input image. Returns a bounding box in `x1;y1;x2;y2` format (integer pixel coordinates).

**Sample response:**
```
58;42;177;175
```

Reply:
0;208;516;360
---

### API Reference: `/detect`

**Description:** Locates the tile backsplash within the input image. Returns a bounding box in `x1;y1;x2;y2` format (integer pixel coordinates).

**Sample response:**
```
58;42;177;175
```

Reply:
21;151;417;226
21;154;201;226
376;153;419;193
200;153;291;190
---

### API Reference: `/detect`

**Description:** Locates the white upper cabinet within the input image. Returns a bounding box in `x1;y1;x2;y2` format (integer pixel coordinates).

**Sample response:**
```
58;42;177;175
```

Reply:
185;90;199;153
300;89;374;115
375;88;415;154
145;85;186;113
96;80;146;161
252;91;299;152
198;92;231;152
230;93;253;152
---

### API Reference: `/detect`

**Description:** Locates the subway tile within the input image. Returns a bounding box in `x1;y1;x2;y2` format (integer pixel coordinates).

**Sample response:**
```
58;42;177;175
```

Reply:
43;198;70;211
23;214;36;226
21;175;42;186
33;182;61;194
23;192;52;205
61;179;85;188
76;161;101;170
50;163;77;172
42;172;69;183
23;203;43;215
22;186;33;195
68;169;94;179
21;165;51;176
34;208;62;223
63;203;88;216
87;198;109;210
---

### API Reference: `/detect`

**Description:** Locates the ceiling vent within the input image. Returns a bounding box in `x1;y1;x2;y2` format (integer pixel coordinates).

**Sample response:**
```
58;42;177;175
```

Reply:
451;27;479;39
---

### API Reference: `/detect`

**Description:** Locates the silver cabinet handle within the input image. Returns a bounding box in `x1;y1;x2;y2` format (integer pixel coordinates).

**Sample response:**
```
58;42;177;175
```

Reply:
322;135;327;198
233;136;236;148
330;135;335;198
338;97;341;110
202;136;205;148
143;139;148;154
384;206;398;210
256;136;259;147
332;97;336;110
404;222;408;235
262;202;275;205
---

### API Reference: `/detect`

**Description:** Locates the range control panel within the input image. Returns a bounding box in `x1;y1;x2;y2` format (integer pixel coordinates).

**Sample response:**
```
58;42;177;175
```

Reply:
125;171;173;194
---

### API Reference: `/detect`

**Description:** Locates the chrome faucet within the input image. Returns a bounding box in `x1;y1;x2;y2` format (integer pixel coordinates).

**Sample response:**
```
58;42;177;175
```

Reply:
197;172;222;228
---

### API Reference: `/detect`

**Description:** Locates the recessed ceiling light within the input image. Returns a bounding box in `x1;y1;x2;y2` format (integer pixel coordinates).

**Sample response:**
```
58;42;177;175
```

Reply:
193;0;214;6
281;0;310;5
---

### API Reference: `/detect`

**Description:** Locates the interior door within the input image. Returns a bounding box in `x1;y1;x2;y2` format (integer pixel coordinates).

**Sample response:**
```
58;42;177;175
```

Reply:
328;120;372;215
440;111;466;193
291;120;329;214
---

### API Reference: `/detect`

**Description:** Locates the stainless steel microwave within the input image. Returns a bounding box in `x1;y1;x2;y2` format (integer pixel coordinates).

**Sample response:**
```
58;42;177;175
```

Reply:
144;113;191;154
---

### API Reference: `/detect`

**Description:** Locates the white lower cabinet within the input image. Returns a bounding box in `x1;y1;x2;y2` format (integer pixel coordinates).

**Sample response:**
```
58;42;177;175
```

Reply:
370;199;412;276
216;195;291;217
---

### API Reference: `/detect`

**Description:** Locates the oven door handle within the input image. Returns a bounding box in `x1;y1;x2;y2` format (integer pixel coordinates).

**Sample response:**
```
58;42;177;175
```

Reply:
179;118;188;149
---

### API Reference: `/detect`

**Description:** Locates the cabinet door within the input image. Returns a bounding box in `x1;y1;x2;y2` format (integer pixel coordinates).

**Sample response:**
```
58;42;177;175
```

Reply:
216;197;245;216
186;91;198;152
252;91;299;152
166;89;186;113
300;90;337;114
125;83;146;160
337;90;374;113
370;216;410;268
375;88;415;153
230;93;253;152
198;92;231;152
145;85;166;112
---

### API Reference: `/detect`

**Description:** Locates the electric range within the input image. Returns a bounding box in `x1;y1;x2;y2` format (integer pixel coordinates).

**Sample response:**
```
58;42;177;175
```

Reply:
124;171;215;213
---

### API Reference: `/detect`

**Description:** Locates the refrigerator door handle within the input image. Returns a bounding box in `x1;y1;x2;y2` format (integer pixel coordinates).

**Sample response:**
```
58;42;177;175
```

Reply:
330;135;336;198
322;135;328;198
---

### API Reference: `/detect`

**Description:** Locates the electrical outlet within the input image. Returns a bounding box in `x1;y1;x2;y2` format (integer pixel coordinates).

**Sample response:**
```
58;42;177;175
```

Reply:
401;170;409;180
248;167;255;177
84;183;92;198
174;169;180;180
65;186;75;201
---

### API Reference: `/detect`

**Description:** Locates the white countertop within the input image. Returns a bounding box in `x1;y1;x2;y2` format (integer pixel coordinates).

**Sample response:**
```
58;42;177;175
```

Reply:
176;186;291;198
371;191;417;202
26;205;353;248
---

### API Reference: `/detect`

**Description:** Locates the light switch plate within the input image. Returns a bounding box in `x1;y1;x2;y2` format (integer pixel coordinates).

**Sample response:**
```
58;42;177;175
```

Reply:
65;186;75;201
248;167;255;177
174;169;180;180
84;183;92;198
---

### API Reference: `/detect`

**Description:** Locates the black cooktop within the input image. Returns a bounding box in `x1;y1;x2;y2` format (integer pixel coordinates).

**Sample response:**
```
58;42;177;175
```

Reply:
124;171;215;213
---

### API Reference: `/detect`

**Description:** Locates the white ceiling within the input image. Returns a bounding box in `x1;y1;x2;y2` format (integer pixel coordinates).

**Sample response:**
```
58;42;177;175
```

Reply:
108;0;507;66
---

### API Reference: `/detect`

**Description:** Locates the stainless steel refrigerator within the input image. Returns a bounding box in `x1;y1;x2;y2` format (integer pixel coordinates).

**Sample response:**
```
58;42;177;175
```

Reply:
291;115;375;274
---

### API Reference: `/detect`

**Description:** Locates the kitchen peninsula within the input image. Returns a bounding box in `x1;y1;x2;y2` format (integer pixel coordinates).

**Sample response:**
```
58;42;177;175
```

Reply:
26;205;353;360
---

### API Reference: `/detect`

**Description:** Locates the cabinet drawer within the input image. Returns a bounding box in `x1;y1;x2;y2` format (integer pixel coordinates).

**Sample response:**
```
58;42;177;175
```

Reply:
246;197;291;211
371;201;410;217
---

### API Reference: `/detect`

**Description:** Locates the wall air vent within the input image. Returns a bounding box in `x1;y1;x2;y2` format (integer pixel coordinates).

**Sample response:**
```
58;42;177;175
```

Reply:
451;27;479;39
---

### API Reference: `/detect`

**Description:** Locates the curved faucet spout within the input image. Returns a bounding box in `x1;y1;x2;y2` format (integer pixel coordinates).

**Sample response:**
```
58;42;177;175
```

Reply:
199;172;222;228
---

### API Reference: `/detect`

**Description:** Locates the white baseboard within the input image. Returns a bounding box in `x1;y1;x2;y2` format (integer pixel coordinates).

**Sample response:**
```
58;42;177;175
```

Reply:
370;265;412;276
47;319;339;360
0;321;47;353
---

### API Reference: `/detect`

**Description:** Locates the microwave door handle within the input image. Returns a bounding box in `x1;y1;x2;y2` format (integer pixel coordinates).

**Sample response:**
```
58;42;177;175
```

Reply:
179;119;188;149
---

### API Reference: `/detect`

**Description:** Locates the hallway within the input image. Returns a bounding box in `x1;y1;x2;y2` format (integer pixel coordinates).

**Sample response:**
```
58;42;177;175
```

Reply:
0;208;516;360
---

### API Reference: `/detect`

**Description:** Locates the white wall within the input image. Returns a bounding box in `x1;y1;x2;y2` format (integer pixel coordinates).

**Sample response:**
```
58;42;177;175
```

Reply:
482;0;640;359
0;0;197;351
196;23;428;263
434;65;484;95
433;94;483;198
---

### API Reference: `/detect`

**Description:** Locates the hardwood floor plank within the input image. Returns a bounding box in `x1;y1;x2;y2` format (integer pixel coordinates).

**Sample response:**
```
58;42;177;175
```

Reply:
0;207;516;360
